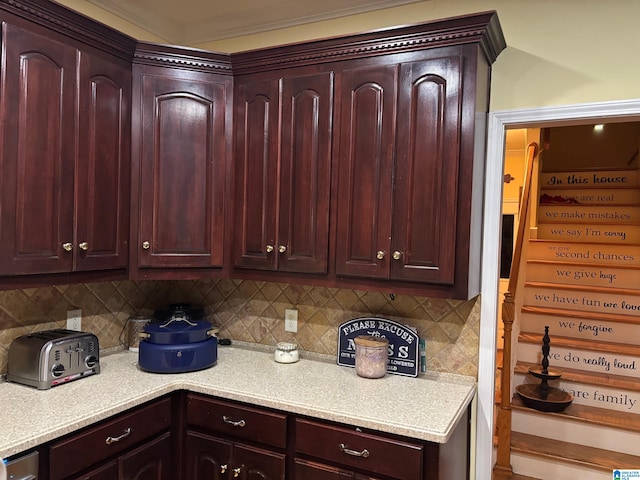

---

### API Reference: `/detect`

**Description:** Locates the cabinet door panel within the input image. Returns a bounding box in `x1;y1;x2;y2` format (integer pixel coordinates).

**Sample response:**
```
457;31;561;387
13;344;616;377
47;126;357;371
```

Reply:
278;72;333;273
335;65;397;279
184;431;232;480
76;52;130;271
295;458;355;479
0;24;76;275
393;56;462;283
233;78;280;270
138;74;226;268
120;432;172;480
233;443;285;480
65;460;118;480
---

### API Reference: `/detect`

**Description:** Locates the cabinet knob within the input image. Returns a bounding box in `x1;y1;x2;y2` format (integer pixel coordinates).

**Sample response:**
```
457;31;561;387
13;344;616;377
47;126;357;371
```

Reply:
220;465;228;474
266;245;274;253
233;467;241;478
79;242;89;251
278;245;287;254
142;241;150;250
392;250;402;260
376;250;385;260
62;242;73;252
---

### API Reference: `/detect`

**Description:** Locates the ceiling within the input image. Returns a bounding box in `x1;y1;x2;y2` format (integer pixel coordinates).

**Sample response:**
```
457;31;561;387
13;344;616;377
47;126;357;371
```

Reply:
87;0;423;46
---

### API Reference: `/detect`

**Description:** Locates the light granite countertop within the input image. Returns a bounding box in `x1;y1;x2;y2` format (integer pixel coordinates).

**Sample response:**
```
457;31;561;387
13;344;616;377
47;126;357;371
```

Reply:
0;345;476;459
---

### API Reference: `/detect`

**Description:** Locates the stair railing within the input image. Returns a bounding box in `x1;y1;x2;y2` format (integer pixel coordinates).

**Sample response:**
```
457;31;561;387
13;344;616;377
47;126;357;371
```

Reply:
494;142;539;480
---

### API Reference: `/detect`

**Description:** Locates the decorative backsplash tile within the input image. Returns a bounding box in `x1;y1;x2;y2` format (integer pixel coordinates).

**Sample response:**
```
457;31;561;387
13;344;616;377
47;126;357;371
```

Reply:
0;279;481;377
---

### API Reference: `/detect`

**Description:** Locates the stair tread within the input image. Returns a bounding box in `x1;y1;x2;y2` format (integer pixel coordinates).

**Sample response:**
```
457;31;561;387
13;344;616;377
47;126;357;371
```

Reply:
510;431;640;470
511;394;640;433
515;360;640;392
522;305;640;325
525;280;640;296
507;475;540;480
518;331;640;356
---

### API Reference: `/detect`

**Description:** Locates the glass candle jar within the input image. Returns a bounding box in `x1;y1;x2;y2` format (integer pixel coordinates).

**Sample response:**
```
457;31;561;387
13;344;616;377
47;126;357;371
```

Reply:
354;335;389;378
274;342;299;363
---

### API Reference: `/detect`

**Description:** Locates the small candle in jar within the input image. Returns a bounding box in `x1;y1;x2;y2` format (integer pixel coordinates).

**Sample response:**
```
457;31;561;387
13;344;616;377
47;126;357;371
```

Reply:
354;335;388;378
275;342;299;363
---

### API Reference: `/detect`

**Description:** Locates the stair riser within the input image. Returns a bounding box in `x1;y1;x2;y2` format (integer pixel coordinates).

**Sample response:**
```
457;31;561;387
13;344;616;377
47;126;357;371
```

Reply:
524;286;640;317
540;187;640;205
518;342;639;379
539;205;640;224
528;241;640;266
526;262;637;288
521;312;640;345
537;223;640;243
511;453;612;480
512;409;640;455
540;170;640;188
514;373;640;414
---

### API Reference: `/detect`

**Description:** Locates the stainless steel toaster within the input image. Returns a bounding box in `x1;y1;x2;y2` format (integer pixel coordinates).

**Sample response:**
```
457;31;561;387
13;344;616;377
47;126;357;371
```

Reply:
6;329;100;389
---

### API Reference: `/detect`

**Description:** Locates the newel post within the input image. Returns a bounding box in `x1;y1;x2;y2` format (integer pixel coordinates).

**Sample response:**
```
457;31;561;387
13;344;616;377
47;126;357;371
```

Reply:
493;291;515;479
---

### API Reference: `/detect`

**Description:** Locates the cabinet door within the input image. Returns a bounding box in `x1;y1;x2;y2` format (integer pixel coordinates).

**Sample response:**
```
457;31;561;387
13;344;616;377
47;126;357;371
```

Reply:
76;52;131;271
0;23;76;275
120;432;172;480
233;443;285;480
335;65;397;279
294;458;385;480
66;461;118;480
233;78;280;270
294;458;355;479
184;431;232;480
278;72;333;273
137;72;227;268
392;56;462;284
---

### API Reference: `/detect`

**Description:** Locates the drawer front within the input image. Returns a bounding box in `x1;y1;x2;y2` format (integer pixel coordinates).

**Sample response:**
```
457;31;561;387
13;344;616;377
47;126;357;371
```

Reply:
187;394;287;449
295;418;423;480
50;397;172;479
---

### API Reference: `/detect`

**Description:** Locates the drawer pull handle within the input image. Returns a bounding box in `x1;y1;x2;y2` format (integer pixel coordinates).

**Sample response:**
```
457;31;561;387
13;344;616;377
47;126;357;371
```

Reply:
105;427;131;445
220;465;228;474
339;443;370;458
233;467;241;477
222;415;246;428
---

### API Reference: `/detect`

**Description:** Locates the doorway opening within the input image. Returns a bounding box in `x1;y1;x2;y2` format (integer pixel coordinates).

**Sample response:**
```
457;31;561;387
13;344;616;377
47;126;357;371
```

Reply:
475;99;640;480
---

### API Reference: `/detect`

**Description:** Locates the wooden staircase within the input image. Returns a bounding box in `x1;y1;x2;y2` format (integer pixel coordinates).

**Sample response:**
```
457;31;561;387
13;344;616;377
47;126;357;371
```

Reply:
500;167;640;479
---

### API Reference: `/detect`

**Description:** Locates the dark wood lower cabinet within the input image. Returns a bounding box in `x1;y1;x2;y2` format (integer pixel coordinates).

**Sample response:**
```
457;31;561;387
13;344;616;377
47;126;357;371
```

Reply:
67;461;118;480
41;393;468;480
120;432;172;480
294;458;383;480
185;431;285;480
61;433;171;480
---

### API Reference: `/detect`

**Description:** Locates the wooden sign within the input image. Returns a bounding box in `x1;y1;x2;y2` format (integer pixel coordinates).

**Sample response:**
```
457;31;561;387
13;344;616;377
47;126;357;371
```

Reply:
337;317;420;377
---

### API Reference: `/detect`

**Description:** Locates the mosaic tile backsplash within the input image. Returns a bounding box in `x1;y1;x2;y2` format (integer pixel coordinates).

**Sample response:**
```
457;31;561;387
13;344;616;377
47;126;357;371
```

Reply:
0;280;481;377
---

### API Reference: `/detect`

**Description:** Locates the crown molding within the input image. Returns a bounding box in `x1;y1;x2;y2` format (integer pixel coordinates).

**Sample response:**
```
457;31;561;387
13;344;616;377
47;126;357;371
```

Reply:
0;0;137;61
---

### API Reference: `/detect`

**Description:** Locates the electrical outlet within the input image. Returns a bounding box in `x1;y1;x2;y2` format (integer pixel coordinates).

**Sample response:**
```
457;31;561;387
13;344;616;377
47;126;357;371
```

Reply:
284;308;298;333
66;309;82;331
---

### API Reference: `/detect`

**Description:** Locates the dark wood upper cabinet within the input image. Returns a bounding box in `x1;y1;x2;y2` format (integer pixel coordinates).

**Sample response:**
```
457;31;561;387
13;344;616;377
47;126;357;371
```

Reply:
0;1;505;298
233;78;280;271
76;51;132;272
0;24;76;275
0;12;133;279
335;64;398;279
391;56;462;284
233;71;333;274
232;12;506;299
130;45;232;277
